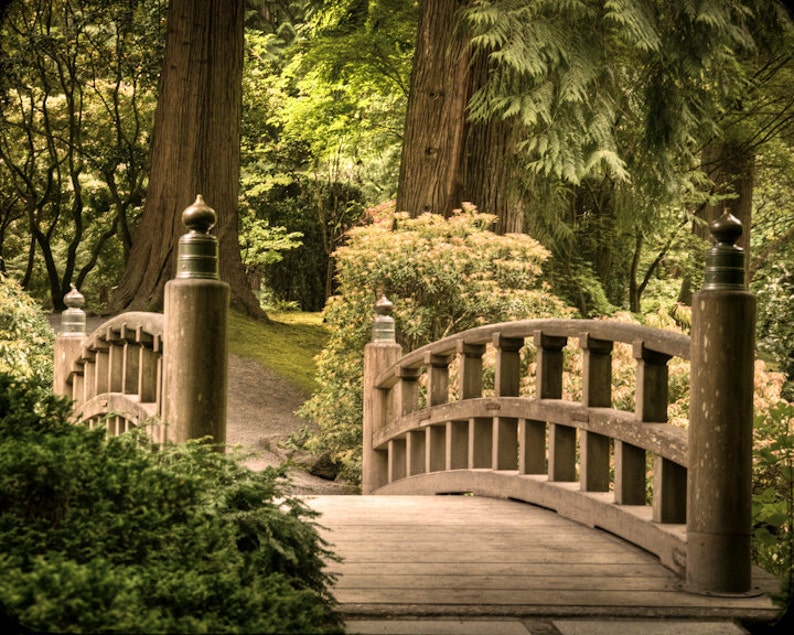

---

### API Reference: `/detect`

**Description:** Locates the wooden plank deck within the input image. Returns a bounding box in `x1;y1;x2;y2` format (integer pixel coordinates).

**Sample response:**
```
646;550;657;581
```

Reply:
306;495;782;623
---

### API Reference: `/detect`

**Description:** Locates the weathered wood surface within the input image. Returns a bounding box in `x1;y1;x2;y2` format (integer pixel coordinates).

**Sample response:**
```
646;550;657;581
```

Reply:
307;495;781;621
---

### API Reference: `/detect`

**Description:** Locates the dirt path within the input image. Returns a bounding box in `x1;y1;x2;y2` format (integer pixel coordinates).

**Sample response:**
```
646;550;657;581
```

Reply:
225;352;348;494
50;314;348;495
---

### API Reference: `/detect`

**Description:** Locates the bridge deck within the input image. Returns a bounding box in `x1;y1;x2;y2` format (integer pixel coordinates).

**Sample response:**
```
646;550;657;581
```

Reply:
306;495;781;623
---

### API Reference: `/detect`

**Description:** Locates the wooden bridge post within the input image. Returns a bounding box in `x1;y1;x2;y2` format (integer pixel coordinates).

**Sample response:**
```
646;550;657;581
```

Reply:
163;196;229;445
53;286;87;398
363;296;402;494
687;212;756;594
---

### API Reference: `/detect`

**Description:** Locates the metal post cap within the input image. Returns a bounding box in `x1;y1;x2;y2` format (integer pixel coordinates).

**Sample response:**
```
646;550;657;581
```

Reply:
182;194;217;232
61;285;86;334
372;295;396;342
702;211;745;291
176;195;220;280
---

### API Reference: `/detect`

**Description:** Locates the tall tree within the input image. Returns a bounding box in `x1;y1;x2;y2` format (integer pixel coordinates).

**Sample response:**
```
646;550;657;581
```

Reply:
397;0;791;311
396;0;525;232
396;0;471;219
111;0;262;316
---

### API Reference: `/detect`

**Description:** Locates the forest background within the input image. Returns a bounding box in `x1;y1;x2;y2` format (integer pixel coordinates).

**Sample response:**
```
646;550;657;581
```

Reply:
0;0;792;360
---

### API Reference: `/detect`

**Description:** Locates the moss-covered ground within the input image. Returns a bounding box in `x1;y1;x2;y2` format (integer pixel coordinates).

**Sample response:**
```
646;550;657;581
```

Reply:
228;311;327;396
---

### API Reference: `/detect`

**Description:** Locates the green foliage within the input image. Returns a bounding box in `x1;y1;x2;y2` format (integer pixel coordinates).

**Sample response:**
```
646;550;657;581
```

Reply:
0;374;342;634
240;176;366;311
752;399;794;598
300;204;574;483
0;276;53;388
752;141;794;395
464;0;781;187
0;0;163;309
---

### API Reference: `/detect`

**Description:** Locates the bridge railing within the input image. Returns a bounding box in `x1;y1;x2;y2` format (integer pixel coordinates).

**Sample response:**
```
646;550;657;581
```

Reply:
54;306;167;440
364;314;691;571
52;195;229;445
363;211;756;595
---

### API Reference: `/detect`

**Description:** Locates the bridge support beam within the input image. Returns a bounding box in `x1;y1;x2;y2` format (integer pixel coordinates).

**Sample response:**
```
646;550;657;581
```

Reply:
163;196;229;445
687;212;755;595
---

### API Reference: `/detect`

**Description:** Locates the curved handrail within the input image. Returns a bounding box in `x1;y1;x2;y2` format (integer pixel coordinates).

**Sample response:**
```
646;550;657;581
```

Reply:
375;318;689;388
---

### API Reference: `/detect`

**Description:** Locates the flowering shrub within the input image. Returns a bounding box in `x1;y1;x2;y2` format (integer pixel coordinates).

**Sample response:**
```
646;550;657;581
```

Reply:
299;204;574;483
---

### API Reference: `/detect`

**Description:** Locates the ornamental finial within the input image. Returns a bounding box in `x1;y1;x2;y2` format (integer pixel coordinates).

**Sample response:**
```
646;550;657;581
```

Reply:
371;295;395;342
61;285;86;334
702;210;745;291
176;195;219;280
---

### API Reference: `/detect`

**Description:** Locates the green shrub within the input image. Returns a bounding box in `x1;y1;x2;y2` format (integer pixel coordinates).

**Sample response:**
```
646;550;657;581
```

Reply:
299;204;575;484
0;276;54;389
0;375;342;634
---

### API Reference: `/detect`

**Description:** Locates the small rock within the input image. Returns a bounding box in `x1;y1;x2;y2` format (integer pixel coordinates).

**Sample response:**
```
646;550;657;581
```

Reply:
308;453;341;481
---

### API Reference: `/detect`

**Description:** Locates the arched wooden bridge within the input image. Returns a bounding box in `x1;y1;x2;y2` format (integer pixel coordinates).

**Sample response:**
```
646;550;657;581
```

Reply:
51;208;785;627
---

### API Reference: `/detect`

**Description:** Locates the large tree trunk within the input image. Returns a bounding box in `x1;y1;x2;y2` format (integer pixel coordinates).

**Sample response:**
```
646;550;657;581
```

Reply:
678;140;754;304
396;0;471;218
110;0;263;318
460;46;524;233
396;0;523;233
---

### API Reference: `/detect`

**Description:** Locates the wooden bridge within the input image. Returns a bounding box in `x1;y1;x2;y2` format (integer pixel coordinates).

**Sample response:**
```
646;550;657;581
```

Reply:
51;202;785;628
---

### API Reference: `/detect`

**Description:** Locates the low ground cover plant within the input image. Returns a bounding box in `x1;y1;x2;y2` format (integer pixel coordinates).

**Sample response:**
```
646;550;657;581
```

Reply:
0;374;343;634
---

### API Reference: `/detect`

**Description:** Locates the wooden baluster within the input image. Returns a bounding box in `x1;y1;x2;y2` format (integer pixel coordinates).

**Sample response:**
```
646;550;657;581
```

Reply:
424;353;451;473
120;325;139;395
492;334;523;470
535;331;565;399
633;340;683;518
388;438;407;483
458;342;485;399
449;342;483;470
154;334;163;418
83;350;97;403
137;328;157;403
580;334;613;492
653;455;686;523
535;332;574;481
614;440;647;505
107;328;124;393
396;367;420;415
71;369;85;409
425;352;451;406
94;343;110;396
427;425;446;472
633;341;671;423
407;430;426;476
518;418;546;474
469;417;492;469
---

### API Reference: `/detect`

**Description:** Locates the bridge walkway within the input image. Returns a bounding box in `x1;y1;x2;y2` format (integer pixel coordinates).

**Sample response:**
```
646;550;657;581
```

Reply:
306;495;781;633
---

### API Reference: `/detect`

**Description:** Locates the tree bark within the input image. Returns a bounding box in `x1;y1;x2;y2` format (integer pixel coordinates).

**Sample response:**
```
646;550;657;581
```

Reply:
396;0;471;218
396;0;523;233
110;0;264;318
460;46;523;233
